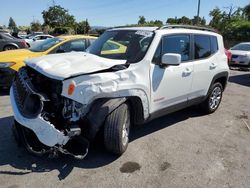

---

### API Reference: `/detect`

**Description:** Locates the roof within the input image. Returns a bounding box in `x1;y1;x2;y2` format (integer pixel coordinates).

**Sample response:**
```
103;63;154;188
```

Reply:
109;27;158;31
108;25;217;33
58;35;97;40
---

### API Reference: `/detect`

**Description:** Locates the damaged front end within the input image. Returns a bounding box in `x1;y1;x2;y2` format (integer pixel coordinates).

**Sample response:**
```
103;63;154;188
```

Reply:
11;67;89;159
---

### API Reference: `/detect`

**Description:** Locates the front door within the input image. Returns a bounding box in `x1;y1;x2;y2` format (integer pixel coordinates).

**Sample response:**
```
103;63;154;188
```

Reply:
150;34;193;113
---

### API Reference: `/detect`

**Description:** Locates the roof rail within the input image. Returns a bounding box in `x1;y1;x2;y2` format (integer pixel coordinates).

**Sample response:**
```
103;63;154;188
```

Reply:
159;24;217;32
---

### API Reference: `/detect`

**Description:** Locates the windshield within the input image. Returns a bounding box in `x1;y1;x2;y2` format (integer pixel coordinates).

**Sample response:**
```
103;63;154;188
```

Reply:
86;30;154;63
231;43;250;51
29;37;63;52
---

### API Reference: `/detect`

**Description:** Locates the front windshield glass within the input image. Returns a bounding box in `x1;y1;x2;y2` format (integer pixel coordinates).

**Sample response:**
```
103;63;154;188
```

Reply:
231;43;250;51
86;30;154;63
29;37;63;52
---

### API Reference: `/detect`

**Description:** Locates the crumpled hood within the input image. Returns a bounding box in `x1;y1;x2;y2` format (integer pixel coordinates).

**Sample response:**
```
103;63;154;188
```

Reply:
25;52;126;80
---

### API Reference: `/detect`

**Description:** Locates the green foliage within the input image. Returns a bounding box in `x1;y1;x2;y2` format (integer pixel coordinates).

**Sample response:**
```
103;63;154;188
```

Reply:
133;16;163;27
8;17;18;32
166;16;206;25
224;21;250;41
75;20;91;34
30;21;42;32
138;16;146;25
42;5;75;28
243;3;250;21
52;27;75;35
209;4;250;42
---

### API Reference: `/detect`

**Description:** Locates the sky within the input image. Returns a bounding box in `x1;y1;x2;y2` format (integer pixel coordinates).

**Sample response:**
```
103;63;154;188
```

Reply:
0;0;249;27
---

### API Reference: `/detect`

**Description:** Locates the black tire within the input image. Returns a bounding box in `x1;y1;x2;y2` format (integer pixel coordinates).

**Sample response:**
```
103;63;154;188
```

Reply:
104;103;130;155
200;82;223;114
4;45;17;51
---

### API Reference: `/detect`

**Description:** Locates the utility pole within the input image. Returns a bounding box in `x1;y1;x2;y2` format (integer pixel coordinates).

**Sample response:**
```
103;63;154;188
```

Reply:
196;0;201;25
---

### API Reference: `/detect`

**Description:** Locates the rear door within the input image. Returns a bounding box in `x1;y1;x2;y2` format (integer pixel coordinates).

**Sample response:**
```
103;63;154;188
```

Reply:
150;34;194;113
190;34;219;100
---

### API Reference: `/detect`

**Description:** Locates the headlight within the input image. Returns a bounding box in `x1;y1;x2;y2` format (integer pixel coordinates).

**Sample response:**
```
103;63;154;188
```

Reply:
0;62;15;68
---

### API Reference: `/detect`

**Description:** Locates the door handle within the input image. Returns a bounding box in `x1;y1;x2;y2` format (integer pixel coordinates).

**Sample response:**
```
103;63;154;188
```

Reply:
210;62;217;69
182;67;192;77
183;67;192;74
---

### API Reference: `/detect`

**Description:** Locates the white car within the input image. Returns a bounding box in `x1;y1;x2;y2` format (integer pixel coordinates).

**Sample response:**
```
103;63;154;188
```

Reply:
229;42;250;68
25;34;54;47
10;25;229;159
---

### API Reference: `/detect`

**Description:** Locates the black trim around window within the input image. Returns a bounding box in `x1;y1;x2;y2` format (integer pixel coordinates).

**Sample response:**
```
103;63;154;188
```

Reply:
152;33;220;64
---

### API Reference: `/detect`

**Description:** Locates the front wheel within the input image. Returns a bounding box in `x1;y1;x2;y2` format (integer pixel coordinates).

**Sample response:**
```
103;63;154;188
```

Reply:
104;103;130;155
200;82;223;114
4;45;17;51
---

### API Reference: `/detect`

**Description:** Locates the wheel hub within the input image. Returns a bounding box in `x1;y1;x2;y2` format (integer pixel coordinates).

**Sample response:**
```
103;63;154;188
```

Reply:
209;86;222;110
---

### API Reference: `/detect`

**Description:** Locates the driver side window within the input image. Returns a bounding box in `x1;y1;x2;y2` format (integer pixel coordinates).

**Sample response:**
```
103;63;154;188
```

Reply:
54;39;86;53
162;35;191;62
152;34;191;64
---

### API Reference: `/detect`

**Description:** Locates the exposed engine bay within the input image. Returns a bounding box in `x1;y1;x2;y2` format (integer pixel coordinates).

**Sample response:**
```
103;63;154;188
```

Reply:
11;67;90;159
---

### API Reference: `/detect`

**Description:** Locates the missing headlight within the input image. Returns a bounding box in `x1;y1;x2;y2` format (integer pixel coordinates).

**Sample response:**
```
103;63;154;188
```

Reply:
62;98;87;122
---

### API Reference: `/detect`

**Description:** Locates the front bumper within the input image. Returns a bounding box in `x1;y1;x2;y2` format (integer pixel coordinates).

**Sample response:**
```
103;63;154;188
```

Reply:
0;67;15;87
10;87;70;147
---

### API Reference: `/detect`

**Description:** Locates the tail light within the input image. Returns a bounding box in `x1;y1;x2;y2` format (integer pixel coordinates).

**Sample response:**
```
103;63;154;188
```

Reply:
224;49;232;62
20;40;28;48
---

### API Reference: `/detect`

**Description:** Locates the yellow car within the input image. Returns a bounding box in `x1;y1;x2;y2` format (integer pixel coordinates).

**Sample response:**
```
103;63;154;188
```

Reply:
0;35;97;87
101;40;127;55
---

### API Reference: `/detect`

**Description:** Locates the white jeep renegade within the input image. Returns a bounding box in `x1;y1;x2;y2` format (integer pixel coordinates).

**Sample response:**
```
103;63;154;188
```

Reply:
10;25;229;159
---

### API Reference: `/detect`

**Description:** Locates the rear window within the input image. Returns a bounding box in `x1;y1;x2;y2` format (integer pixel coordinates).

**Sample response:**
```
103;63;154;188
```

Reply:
194;35;218;59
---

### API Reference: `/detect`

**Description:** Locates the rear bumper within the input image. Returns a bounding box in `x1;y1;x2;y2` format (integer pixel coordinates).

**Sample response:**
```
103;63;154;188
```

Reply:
0;67;15;87
10;87;70;147
229;61;250;67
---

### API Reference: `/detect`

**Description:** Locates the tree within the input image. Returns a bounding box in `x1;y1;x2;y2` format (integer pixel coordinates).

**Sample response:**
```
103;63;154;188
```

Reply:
42;5;75;28
76;19;91;34
209;7;223;29
209;4;250;45
8;17;17;31
178;16;192;25
166;17;177;24
138;16;146;25
243;3;250;20
30;21;42;32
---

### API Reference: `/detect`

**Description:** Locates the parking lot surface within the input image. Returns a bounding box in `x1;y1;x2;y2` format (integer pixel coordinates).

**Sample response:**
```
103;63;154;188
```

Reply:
0;70;249;188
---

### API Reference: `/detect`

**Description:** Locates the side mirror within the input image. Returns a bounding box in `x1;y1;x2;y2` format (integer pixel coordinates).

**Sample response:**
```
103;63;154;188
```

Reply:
33;38;36;41
161;53;181;66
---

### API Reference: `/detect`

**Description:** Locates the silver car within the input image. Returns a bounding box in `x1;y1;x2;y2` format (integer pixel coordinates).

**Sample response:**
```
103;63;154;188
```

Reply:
229;42;250;68
0;32;28;51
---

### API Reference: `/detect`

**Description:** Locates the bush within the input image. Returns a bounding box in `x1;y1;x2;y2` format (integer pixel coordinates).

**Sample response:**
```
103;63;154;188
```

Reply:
224;21;250;41
51;27;75;35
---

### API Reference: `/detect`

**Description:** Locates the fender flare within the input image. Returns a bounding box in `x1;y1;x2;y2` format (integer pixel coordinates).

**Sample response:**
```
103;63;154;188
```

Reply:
4;43;19;49
209;71;229;91
85;97;127;140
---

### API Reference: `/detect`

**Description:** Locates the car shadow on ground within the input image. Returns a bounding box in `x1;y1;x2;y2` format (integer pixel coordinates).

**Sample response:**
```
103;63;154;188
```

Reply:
229;73;250;87
0;107;203;180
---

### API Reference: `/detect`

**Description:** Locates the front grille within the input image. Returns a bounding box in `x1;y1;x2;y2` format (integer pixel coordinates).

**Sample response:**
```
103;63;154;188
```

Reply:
232;55;238;58
13;67;63;118
13;68;32;112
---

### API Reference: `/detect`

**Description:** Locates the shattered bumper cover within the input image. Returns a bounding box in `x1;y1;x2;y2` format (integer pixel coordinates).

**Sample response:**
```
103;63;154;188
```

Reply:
10;87;70;147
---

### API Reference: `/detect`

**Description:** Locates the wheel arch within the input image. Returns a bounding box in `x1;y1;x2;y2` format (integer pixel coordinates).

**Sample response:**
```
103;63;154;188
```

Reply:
209;71;229;92
85;96;146;140
3;43;19;50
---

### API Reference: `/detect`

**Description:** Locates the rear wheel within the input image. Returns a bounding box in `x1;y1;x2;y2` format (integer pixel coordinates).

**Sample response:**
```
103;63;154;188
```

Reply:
201;82;223;114
4;45;17;51
104;103;130;155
